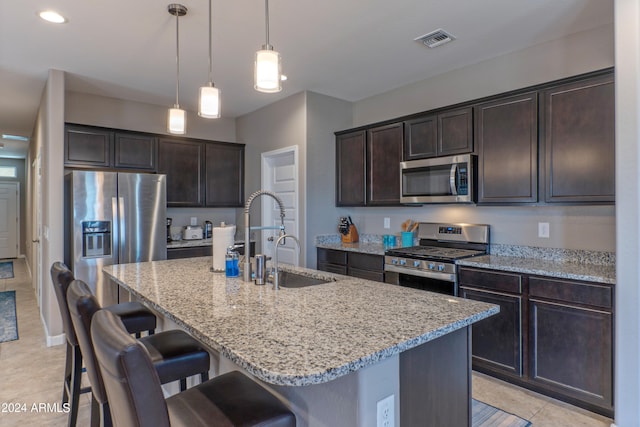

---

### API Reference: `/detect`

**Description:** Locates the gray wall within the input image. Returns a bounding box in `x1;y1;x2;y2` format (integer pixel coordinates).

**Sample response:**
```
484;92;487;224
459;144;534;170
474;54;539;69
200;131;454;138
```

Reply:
0;158;26;255
236;92;307;261
65;91;237;142
614;0;640;423
305;92;352;267
340;23;616;252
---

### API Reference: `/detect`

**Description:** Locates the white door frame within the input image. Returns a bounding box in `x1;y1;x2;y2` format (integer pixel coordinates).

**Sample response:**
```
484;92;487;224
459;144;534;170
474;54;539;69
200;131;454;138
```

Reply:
32;155;42;306
0;181;19;259
261;145;300;265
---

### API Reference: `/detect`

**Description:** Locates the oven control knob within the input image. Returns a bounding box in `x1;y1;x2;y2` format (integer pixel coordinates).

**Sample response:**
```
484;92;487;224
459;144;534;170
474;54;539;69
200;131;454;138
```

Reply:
413;260;421;268
428;263;435;270
437;264;445;272
399;259;407;266
391;258;398;265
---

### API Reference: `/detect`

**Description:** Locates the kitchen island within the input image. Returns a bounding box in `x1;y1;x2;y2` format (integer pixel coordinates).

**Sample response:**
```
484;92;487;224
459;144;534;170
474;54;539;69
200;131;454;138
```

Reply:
104;257;497;427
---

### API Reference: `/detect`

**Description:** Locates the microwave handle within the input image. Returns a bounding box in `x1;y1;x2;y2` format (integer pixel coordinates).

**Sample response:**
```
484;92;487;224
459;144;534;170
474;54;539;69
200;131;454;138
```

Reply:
449;164;458;195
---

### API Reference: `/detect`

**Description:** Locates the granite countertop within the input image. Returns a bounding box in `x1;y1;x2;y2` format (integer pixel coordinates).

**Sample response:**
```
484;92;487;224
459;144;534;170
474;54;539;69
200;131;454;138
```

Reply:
457;255;616;284
315;235;615;284
104;258;497;387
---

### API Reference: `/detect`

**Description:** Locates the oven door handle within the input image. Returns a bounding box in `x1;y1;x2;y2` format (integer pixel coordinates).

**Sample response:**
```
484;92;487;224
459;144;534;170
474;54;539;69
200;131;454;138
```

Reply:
449;163;458;196
384;264;455;282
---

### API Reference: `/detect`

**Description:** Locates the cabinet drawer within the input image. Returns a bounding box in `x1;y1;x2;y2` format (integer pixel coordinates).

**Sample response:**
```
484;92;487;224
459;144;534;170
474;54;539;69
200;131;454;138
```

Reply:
317;248;347;265
167;246;212;259
458;268;522;294
529;277;612;310
349;252;383;272
348;267;384;282
318;263;347;275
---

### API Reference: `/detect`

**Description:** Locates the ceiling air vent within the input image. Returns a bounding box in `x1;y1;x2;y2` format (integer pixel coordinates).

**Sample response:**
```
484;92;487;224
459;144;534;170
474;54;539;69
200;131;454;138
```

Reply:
414;28;456;48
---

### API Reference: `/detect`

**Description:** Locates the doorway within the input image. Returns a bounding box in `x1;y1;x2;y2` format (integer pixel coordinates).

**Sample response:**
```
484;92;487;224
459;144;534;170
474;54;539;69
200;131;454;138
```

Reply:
261;146;300;266
0;181;19;259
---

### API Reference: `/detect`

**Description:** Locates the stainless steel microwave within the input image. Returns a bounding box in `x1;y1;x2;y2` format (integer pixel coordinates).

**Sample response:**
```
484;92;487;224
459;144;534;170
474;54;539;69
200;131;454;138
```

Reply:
400;154;476;204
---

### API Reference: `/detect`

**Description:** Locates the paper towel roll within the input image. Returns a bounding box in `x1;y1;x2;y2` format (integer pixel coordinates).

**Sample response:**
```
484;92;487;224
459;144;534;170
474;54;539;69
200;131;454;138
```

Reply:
212;225;236;272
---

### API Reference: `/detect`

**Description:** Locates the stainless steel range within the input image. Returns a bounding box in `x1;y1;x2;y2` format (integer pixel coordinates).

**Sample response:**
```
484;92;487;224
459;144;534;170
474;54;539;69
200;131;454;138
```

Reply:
384;222;489;296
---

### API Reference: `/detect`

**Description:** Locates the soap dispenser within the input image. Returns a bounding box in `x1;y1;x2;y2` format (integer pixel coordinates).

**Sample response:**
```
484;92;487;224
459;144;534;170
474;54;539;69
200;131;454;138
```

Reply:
225;247;240;277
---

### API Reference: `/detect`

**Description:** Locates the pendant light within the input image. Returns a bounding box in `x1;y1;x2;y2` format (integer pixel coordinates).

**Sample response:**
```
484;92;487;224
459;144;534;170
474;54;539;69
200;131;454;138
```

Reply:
167;4;187;134
254;0;282;93
198;0;221;118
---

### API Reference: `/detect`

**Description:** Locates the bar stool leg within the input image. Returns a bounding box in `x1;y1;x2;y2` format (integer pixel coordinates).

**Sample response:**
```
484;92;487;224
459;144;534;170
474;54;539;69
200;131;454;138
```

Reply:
67;345;83;427
62;342;73;406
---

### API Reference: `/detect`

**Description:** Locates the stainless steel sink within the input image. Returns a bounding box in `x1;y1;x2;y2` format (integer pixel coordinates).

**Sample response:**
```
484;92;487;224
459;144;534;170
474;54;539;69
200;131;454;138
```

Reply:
276;271;335;288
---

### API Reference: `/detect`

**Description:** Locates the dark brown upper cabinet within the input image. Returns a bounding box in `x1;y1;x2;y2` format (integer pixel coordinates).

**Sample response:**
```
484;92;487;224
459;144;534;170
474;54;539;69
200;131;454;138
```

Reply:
64;125;113;168
404;107;473;160
204;143;244;207
158;138;205;207
476;92;538;204
367;123;403;205
65;124;157;171
114;132;157;171
336;130;366;206
542;74;615;203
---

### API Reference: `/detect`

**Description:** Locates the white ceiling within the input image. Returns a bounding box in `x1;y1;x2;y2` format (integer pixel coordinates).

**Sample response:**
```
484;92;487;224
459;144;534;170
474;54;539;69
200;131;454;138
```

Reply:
0;0;613;159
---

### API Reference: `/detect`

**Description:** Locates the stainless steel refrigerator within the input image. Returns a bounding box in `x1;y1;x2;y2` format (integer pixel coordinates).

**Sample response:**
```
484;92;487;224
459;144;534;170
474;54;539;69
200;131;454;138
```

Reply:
64;171;167;304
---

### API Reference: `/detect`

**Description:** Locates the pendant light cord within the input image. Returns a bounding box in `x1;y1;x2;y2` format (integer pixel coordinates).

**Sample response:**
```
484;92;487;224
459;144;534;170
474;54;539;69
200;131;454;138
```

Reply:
208;0;213;84
264;0;270;49
175;9;180;106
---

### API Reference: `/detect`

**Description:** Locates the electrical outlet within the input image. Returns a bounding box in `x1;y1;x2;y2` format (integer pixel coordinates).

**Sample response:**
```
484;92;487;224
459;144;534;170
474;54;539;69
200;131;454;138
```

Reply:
376;394;394;427
384;217;391;229
190;217;198;226
538;222;550;238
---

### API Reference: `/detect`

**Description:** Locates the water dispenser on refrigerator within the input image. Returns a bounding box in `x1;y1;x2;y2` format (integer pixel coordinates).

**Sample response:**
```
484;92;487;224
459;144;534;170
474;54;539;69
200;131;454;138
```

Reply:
82;221;112;258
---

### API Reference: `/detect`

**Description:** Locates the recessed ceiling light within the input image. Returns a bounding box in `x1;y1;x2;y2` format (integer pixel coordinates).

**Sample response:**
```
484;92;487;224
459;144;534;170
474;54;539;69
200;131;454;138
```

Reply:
2;134;29;142
38;10;67;24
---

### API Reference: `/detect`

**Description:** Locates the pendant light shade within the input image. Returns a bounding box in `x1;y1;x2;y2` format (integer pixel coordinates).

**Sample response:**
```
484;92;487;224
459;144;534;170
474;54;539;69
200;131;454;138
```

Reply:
168;4;187;134
255;48;282;93
168;107;186;134
199;85;221;118
255;0;283;93
198;0;221;118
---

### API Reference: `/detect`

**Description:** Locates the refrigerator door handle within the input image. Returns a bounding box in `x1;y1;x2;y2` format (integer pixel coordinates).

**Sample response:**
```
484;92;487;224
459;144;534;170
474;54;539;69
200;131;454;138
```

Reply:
112;196;119;262
118;196;126;260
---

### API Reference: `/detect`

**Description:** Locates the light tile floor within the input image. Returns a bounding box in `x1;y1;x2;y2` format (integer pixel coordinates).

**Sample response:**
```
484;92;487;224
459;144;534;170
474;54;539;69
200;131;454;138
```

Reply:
0;258;616;426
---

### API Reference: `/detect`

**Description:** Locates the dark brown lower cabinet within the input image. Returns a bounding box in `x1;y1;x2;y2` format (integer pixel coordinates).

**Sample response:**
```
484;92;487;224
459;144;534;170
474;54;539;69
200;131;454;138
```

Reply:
459;287;523;377
317;248;383;282
460;267;614;418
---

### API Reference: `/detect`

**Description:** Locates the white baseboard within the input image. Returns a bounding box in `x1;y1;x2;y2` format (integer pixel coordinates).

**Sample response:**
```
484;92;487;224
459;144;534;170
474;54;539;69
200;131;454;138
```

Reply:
40;311;65;347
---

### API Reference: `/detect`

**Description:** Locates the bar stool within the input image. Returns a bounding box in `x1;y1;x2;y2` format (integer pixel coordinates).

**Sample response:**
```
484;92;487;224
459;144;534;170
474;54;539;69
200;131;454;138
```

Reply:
67;279;212;427
50;262;157;427
91;308;296;427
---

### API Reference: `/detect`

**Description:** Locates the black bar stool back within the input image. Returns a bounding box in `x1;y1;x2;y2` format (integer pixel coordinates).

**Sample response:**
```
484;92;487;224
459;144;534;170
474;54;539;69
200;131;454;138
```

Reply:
91;309;296;427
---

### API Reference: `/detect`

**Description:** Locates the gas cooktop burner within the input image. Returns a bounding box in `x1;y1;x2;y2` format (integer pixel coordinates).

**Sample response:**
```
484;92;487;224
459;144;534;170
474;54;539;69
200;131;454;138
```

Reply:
386;245;485;261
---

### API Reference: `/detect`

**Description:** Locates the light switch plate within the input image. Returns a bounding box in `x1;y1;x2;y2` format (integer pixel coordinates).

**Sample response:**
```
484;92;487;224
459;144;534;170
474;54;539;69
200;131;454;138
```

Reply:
384;217;391;229
190;217;197;226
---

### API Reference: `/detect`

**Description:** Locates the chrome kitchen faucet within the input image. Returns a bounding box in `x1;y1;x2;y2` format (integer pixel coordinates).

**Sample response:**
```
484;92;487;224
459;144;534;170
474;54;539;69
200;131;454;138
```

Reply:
243;190;286;282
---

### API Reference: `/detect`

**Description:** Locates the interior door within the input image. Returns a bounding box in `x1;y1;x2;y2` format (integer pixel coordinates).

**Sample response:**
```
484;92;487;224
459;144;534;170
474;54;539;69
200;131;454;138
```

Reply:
0;181;19;259
261;146;299;266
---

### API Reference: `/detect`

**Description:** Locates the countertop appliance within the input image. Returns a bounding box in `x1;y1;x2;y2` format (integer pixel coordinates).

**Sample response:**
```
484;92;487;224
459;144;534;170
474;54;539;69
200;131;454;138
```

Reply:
384;222;489;296
183;225;203;240
400;154;476;204
65;171;167;305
